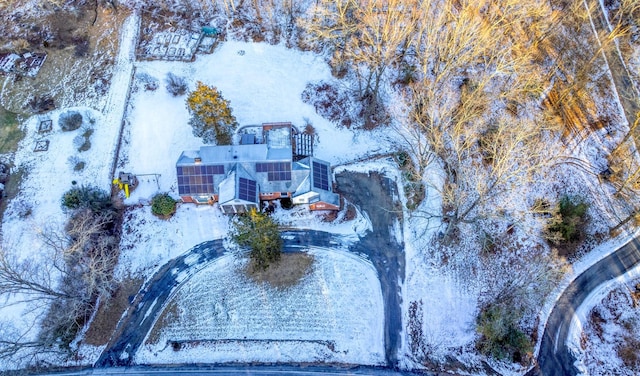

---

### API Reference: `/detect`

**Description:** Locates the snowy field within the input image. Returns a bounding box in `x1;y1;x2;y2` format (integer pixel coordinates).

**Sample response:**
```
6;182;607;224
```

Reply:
0;28;501;370
5;7;636;373
119;40;395;206
116;39;384;275
137;248;385;365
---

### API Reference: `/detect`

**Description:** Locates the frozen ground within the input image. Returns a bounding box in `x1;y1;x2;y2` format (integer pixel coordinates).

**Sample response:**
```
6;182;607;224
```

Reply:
137;248;385;365
4;7;634;373
568;262;640;375
0;14;138;369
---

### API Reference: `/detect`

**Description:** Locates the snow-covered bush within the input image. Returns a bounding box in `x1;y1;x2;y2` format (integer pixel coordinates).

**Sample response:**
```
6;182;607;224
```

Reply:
59;111;83;132
301;81;353;128
546;195;589;245
67;155;85;171
476;302;532;363
165;72;188;96
137;72;159;91
61;185;112;213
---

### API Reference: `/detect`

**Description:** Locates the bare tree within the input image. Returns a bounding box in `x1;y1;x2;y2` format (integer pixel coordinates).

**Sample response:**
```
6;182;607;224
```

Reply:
400;0;557;237
0;207;120;360
305;0;420;128
0;247;71;302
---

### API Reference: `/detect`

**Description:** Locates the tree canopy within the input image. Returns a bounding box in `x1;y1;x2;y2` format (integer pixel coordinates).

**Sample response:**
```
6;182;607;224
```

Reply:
186;81;237;145
231;209;283;270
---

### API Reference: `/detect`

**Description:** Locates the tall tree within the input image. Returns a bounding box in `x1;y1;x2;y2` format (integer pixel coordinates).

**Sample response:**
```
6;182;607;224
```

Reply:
404;0;555;237
231;209;283;270
186;81;238;145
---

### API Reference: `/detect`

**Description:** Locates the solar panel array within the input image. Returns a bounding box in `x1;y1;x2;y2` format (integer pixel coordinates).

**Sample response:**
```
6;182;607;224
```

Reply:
255;161;292;181
312;161;330;191
177;165;225;195
238;177;258;202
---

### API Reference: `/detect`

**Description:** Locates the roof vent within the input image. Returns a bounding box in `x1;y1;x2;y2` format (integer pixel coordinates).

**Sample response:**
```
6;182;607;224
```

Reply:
194;157;202;164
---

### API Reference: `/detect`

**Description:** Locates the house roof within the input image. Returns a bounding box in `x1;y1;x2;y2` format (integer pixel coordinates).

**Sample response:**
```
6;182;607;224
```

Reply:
177;143;292;166
218;164;259;205
177;124;339;206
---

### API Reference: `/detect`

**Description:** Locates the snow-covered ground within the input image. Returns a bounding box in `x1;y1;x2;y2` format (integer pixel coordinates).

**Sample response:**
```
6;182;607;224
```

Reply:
120;40;393;206
0;14;138;368
2;5;637;373
137;248;385;365
568;264;640;375
114;38;479;370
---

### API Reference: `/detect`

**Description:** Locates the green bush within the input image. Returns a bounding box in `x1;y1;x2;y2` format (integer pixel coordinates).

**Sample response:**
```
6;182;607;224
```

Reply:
232;208;283;270
61;185;112;213
547;195;589;243
151;193;177;218
476;303;532;363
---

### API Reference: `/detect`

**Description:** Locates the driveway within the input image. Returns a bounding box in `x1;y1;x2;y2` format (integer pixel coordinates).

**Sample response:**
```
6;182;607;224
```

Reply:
96;239;226;367
97;171;404;368
335;171;405;367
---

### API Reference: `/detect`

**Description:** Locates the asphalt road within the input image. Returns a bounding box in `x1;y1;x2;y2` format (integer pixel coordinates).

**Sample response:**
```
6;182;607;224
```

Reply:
529;237;640;376
96;240;227;367
334;172;405;367
28;364;415;376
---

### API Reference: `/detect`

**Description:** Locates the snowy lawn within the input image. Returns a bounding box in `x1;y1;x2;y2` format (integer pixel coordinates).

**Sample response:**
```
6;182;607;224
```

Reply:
119;40;394;207
137;248;385;365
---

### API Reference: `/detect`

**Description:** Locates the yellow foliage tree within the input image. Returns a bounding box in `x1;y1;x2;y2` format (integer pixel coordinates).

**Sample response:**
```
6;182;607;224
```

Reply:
186;81;238;145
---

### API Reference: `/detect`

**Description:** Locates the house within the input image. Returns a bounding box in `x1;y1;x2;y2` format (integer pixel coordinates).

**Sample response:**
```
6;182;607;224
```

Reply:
176;122;340;214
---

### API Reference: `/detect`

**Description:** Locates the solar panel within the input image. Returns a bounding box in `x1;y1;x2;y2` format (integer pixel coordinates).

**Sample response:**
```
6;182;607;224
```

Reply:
177;164;225;195
256;162;291;181
238;177;257;202
312;161;330;191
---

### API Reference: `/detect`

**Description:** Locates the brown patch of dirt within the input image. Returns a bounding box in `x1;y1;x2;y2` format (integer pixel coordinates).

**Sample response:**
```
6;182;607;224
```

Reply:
343;203;357;221
84;277;144;346
245;252;314;289
589;309;606;342
146;301;180;346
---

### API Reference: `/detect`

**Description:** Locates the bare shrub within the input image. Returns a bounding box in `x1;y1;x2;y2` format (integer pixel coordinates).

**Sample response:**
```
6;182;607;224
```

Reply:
27;95;55;113
301;81;352;128
165;72;188;96
137;72;159;91
59;111;83;132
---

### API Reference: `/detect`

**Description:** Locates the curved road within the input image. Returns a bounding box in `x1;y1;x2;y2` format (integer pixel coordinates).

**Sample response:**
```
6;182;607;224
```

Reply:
529;237;640;376
97;172;404;369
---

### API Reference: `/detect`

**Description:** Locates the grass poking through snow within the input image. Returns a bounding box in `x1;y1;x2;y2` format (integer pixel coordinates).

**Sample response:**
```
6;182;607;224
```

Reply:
245;252;314;289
